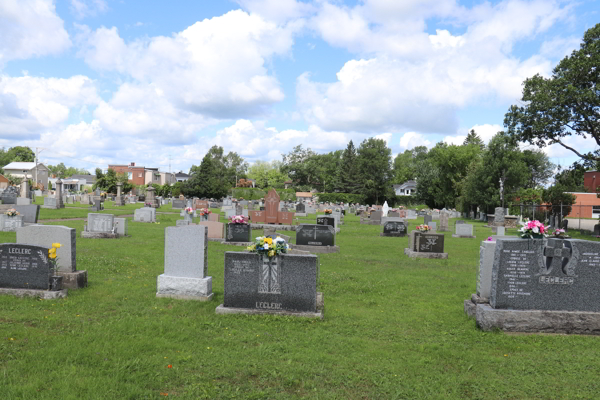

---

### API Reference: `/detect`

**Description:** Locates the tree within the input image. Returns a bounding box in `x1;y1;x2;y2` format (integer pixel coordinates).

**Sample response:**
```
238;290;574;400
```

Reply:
355;138;392;204
0;146;35;173
281;145;316;188
554;162;586;191
521;149;555;189
337;141;361;193
463;129;485;150
93;168;121;193
185;153;229;198
392;146;428;184
504;23;600;165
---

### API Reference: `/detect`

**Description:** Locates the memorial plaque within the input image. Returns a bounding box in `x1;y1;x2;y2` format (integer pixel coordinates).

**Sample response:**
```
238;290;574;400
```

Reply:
382;221;407;237
455;224;474;236
88;214;114;233
0;215;24;232
134;208;155;223
250;211;266;223
316;216;335;227
278;212;295;225
0;243;50;290
415;233;444;253
490;239;600;312
296;203;306;213
172;199;185;209
226;224;252;242
296;224;335;247
223;252;318;312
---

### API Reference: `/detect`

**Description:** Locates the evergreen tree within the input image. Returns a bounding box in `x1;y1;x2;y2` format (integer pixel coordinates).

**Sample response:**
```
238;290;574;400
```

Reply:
337;140;361;193
463;129;485;150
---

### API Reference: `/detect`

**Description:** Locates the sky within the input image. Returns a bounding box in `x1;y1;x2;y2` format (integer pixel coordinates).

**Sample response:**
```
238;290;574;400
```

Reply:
0;0;598;174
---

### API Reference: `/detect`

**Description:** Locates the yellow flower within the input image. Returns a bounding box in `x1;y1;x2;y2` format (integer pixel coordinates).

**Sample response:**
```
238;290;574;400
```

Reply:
48;248;56;255
265;237;273;245
52;243;61;248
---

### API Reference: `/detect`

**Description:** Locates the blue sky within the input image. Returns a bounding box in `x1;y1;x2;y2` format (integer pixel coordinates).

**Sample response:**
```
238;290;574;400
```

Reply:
0;0;598;173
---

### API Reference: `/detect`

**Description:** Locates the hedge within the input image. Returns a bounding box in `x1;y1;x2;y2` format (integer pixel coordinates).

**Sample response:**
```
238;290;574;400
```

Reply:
231;187;296;201
314;193;367;204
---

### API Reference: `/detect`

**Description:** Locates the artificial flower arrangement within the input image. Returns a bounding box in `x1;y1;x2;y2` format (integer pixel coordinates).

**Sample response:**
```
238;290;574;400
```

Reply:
518;219;549;239
199;208;212;216
5;208;20;217
184;207;194;215
552;228;568;239
324;209;333;215
416;224;431;232
229;215;249;224
145;202;153;207
335;208;341;212
48;243;61;275
247;236;289;258
486;237;494;241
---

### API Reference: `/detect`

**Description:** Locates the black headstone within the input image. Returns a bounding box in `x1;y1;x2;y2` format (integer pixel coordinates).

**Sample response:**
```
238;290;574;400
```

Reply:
226;224;252;242
0;243;51;290
382;221;407;237
316;216;335;227
415;233;444;253
562;220;568;231
223;252;318;312
595;224;600;237
296;224;335;246
296;203;305;213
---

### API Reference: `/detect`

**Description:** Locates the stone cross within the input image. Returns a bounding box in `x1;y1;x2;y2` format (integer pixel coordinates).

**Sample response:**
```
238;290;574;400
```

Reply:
258;256;281;294
543;239;572;275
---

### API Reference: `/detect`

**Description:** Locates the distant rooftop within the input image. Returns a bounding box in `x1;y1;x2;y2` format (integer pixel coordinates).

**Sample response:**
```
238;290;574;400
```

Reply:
3;162;43;170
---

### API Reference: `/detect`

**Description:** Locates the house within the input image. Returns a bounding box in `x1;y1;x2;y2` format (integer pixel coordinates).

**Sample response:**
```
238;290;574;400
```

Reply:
296;192;313;201
175;171;190;182
108;163;175;186
393;180;417;196
0;174;9;189
3;162;49;189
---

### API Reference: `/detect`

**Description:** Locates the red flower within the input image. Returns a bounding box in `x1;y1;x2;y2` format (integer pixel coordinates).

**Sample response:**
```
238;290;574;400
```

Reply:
167;364;173;369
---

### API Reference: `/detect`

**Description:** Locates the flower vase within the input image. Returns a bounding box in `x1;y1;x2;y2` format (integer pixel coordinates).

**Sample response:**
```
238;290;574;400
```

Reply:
50;275;63;291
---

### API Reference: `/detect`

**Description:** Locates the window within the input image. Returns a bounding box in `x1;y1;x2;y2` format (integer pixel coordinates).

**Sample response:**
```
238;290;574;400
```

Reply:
128;172;133;180
138;173;143;178
593;206;600;219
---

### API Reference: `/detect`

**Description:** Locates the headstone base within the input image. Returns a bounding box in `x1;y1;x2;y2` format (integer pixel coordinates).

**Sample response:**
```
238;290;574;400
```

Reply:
220;241;253;246
291;244;340;254
403;249;448;259
250;223;296;231
464;294;488;318
81;232;119;239
295;213;307;217
451;234;476;238
58;270;88;289
216;292;324;319
0;287;67;299
474;303;600;335
176;220;191;227
156;274;213;300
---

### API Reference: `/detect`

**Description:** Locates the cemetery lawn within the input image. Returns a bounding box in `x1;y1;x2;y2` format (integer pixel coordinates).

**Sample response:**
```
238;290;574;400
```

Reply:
1;212;600;399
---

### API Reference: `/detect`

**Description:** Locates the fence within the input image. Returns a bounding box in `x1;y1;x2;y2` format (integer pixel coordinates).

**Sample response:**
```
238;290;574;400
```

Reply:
501;203;598;232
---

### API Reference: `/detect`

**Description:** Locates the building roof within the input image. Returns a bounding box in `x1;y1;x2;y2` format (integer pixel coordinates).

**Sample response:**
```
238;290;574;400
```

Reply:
3;162;45;171
70;174;96;182
393;180;417;189
296;192;313;197
175;172;190;178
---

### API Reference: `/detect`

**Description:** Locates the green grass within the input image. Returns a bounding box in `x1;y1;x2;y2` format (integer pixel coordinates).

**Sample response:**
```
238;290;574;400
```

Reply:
1;211;600;399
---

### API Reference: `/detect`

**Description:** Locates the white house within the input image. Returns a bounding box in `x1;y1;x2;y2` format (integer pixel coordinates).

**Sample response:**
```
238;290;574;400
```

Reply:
3;162;49;189
393;180;417;196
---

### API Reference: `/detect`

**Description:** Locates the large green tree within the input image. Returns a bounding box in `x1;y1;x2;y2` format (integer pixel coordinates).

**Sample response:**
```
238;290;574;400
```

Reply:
355;138;392;204
280;145;316;188
504;23;600;165
337;140;361;193
392;146;428;184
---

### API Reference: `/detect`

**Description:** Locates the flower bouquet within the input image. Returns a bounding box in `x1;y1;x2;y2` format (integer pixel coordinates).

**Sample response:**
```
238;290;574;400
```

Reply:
145;202;153;207
518;219;548;239
552;228;569;239
416;224;431;232
229;215;249;224
247;236;289;258
184;207;194;215
199;208;212;216
48;243;61;274
324;209;332;215
5;208;19;217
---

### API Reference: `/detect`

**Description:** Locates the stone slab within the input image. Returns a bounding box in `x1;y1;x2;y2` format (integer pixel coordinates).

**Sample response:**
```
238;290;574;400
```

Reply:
0;243;51;290
81;232;119;239
134;208;156;223
225;224;252;243
0;287;67;299
216;304;323;319
164;225;208;279
16;225;77;273
296;224;335;246
14;205;40;224
87;214;114;233
291;244;340;254
156;274;213;300
475;303;600;334
403;249;448;259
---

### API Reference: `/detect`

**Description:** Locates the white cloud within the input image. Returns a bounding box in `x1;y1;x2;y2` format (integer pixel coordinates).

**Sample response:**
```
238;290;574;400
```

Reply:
77;10;296;119
373;133;392;145
0;75;99;139
235;0;314;23
468;124;503;143
296;0;568;134
70;0;108;19
399;132;432;150
0;0;71;65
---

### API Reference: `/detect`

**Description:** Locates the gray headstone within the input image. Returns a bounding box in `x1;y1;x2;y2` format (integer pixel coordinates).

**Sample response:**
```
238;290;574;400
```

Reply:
477;240;497;299
439;212;449;231
455;224;474;236
16;225;76;272
114;218;128;236
164;225;208;279
0;215;24;232
88;214;114;233
424;215;432;225
370;210;382;223
494;207;505;225
134;208;156;223
172;199;185;209
490;239;600;312
223;252;318;313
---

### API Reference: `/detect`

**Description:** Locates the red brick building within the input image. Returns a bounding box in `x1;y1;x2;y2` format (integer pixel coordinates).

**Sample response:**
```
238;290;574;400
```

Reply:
584;171;600;193
108;163;146;186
